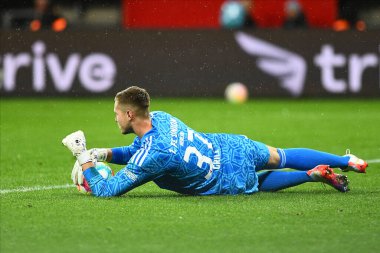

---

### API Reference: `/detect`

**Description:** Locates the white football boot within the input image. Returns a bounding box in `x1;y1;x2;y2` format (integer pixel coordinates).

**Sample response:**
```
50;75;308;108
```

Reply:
62;130;87;156
341;149;368;173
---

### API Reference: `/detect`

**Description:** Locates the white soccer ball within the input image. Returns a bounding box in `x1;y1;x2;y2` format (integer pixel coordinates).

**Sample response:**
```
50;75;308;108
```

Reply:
76;162;113;194
225;82;249;104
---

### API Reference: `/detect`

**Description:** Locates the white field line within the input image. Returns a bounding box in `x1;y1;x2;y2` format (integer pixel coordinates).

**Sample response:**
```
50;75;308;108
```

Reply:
1;158;380;195
0;184;74;194
367;159;380;164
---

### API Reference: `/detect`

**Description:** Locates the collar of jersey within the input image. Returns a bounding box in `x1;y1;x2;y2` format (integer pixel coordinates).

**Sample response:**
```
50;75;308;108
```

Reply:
139;116;156;143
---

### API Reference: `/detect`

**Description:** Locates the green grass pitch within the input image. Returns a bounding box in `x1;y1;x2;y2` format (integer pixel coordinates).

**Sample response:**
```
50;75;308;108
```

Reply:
1;98;380;253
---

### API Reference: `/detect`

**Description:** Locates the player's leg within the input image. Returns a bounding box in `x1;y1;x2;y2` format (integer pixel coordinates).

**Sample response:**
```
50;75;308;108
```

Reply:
258;165;349;192
258;170;312;191
264;146;367;173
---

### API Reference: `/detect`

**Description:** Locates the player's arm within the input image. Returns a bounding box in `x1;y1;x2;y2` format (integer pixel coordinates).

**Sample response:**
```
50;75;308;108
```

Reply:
89;147;136;165
90;138;140;165
83;149;168;197
109;145;138;164
83;163;158;197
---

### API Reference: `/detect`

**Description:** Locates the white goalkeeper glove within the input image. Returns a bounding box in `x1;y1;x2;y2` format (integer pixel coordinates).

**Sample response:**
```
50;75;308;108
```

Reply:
62;130;87;157
89;148;108;164
71;160;84;185
71;149;108;185
62;130;92;165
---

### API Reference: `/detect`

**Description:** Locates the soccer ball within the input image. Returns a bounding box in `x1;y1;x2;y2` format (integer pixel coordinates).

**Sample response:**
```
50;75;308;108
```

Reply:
76;162;114;194
225;82;249;104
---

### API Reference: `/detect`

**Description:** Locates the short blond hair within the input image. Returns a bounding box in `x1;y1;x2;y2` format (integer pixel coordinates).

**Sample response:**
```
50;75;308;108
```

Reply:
115;86;150;118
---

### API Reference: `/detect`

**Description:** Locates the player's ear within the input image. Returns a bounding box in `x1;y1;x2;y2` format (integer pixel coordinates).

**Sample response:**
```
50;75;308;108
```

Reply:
126;110;134;120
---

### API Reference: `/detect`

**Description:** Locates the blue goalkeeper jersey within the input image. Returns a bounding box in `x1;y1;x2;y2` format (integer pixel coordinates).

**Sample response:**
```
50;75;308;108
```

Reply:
83;111;269;197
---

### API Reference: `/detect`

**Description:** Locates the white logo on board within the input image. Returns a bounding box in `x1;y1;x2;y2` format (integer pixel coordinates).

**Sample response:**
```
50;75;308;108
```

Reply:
1;41;116;93
235;32;306;96
235;32;379;95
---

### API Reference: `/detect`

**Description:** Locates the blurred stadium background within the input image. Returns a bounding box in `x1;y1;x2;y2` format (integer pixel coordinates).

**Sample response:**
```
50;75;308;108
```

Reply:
1;0;379;98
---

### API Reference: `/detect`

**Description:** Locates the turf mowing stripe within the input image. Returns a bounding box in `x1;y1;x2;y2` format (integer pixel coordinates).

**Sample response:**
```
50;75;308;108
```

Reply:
0;184;75;194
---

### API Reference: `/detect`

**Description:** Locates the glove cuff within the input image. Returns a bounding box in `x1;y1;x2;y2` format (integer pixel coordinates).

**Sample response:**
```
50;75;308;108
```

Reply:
97;148;108;161
77;151;92;165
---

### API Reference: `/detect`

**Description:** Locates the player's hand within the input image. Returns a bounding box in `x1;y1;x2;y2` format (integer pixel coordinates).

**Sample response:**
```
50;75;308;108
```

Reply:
61;130;87;157
71;160;84;185
89;148;108;163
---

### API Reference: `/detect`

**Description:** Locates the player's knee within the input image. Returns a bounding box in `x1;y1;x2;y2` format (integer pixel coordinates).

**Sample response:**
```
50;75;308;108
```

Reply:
265;146;280;169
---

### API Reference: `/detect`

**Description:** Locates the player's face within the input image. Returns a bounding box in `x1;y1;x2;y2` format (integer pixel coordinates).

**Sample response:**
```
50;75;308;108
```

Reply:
114;101;134;135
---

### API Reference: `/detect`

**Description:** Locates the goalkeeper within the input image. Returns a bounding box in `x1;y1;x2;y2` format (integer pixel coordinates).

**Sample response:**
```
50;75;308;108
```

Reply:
62;86;368;197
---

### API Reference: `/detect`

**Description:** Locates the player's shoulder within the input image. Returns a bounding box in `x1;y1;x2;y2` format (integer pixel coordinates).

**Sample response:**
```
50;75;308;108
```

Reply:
150;110;172;119
130;134;176;169
150;111;174;134
139;133;166;152
129;135;158;165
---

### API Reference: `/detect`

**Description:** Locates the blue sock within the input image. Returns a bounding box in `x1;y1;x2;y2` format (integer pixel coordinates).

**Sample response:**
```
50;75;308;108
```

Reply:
277;148;350;171
258;171;312;192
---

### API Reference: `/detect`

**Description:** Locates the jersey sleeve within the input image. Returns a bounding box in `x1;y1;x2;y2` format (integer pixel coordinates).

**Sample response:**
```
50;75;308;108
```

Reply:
83;148;172;197
109;137;140;165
